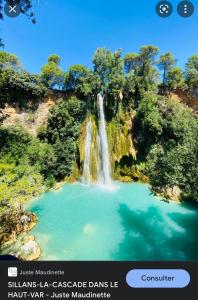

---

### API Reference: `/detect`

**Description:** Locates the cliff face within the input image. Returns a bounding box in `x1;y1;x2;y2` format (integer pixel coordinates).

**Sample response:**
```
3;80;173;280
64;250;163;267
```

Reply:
2;93;56;136
107;111;136;169
2;89;196;186
1;90;68;136
77;109;137;182
63;90;198;184
2;90;138;182
172;89;198;111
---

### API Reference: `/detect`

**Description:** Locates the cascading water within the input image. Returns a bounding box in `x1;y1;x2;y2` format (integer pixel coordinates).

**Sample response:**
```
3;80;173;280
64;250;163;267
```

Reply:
81;118;92;184
97;93;112;187
81;95;113;188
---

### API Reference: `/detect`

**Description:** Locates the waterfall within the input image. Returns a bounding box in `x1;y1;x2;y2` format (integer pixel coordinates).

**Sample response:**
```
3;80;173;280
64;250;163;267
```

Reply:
81;95;113;189
97;93;112;187
82;118;92;184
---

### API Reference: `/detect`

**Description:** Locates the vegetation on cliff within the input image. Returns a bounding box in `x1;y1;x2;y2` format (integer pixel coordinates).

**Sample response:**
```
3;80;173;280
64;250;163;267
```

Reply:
38;97;85;181
0;45;198;245
135;92;198;201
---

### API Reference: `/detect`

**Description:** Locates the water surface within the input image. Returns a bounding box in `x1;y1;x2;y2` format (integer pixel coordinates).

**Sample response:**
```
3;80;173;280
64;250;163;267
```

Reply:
27;183;198;261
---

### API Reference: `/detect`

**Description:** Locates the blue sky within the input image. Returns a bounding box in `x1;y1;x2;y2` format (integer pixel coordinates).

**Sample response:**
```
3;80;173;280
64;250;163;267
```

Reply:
0;0;197;73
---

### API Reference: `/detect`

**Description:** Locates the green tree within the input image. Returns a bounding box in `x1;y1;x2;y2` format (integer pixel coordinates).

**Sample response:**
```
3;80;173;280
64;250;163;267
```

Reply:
147;137;198;201
93;48;124;95
0;126;32;164
92;48;125;117
185;55;198;93
65;64;89;91
0;51;21;70
0;162;43;243
157;52;176;85
0;125;57;190
124;53;139;73
139;46;159;68
48;54;61;64
136;92;163;138
136;93;198;202
26;139;56;181
44;97;85;179
138;46;159;90
77;69;101;99
0;52;47;123
0;69;47;106
41;54;64;89
124;46;159;103
166;67;185;91
0;124;57;242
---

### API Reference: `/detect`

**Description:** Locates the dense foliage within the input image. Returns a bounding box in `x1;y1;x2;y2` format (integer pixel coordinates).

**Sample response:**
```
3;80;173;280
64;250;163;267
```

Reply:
39;97;86;180
0;46;197;245
0;52;47;110
0;126;45;240
185;55;198;93
135;92;198;201
41;54;65;90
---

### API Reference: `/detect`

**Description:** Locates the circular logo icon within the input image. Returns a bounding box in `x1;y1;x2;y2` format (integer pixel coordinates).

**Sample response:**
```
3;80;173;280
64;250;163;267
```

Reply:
4;1;20;18
156;1;173;18
177;1;194;17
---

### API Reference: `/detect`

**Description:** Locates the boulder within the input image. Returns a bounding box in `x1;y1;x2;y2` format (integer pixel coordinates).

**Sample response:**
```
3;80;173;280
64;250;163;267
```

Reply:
19;236;41;261
162;185;182;202
53;182;64;190
20;215;31;225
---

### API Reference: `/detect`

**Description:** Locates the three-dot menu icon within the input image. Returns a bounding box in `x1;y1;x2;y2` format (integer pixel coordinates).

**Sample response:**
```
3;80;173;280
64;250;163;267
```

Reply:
177;1;195;17
156;1;195;18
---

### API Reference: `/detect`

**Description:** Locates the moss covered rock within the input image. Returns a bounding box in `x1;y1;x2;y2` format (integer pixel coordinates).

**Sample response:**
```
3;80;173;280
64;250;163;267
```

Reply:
107;111;136;173
76;108;139;182
78;115;99;182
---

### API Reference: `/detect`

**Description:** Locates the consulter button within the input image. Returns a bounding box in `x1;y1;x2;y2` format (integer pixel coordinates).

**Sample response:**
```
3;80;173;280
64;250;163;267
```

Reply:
126;269;190;288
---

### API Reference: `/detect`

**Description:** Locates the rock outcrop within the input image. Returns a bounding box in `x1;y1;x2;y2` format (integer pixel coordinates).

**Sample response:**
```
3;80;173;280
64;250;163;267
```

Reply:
0;212;38;247
172;89;198;111
2;96;55;136
19;235;41;261
157;185;182;202
77;110;139;183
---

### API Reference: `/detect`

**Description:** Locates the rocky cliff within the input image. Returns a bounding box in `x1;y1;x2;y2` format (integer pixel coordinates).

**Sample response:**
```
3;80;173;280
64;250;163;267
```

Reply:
77;109;137;183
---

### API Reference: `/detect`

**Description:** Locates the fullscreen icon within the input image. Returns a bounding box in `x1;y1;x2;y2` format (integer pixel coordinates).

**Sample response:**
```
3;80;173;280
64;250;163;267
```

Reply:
156;1;173;18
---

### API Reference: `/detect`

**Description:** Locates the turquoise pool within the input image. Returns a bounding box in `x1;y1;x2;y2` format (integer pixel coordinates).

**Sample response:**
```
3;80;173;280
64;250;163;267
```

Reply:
27;182;198;261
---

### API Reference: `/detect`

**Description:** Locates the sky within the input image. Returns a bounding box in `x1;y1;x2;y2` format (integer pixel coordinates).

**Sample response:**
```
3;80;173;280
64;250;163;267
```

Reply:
0;0;197;73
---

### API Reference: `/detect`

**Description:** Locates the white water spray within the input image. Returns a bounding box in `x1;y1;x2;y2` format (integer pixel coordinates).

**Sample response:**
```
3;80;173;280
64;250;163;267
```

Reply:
82;118;92;184
97;93;112;187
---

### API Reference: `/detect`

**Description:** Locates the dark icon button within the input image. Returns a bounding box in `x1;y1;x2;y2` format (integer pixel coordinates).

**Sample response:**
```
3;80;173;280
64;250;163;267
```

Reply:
177;1;194;17
156;1;173;18
4;1;20;18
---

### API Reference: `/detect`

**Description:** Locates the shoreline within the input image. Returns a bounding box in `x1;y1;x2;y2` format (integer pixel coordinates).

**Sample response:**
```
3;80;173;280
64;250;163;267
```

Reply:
1;180;197;261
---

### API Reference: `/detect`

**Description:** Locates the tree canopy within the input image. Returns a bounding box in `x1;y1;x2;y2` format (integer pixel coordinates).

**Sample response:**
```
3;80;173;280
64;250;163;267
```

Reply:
185;55;198;93
41;54;65;89
157;52;176;85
